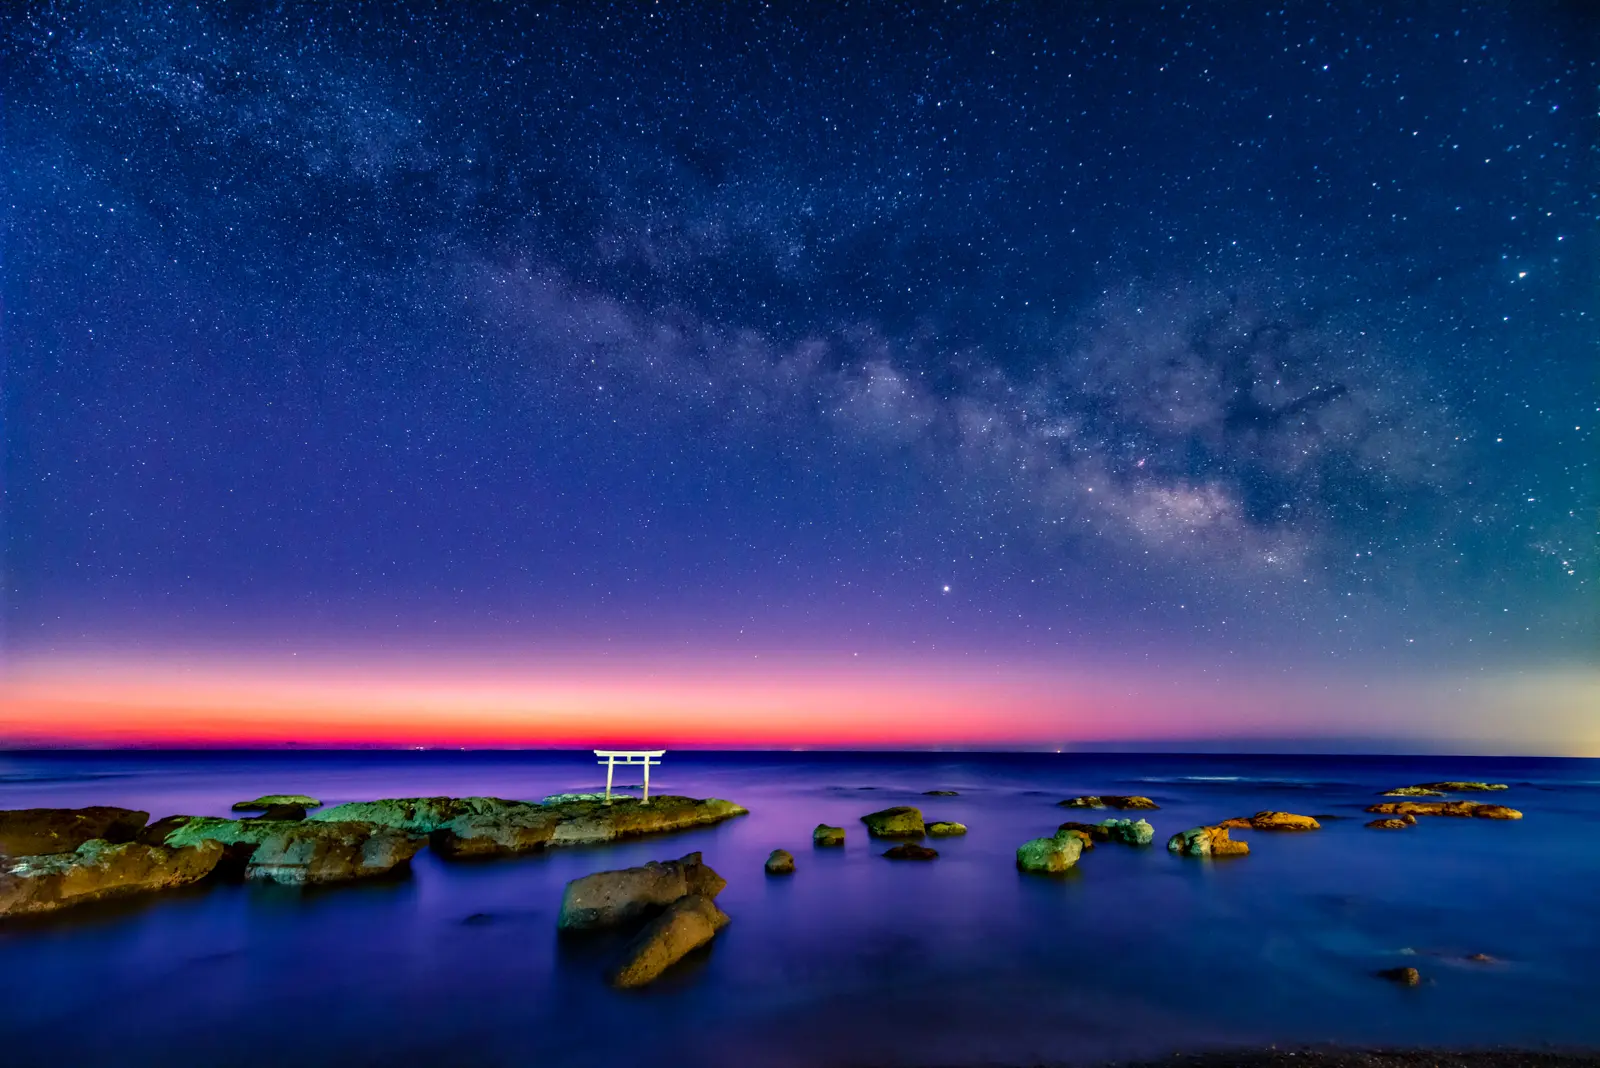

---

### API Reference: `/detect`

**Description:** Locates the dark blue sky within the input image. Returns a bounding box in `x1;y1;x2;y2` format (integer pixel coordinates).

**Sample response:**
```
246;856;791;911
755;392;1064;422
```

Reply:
3;2;1594;674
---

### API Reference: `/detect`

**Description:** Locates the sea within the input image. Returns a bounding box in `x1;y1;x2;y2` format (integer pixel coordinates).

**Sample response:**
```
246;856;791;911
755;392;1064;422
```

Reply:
0;750;1596;1067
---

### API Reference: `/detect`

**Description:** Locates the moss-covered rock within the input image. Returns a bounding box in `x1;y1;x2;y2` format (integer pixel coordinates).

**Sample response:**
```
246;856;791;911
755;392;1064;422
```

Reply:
927;821;967;836
861;806;925;838
1;839;223;917
1057;795;1159;810
231;795;321;811
1366;800;1522;820
812;824;845;847
765;849;795;874
0;806;149;857
1166;825;1249;857
558;852;726;931
1016;832;1084;872
1219;811;1321;831
609;893;730;989
156;817;425;885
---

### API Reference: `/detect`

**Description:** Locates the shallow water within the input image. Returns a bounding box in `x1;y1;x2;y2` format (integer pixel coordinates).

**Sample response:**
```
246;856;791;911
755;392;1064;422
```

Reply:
0;750;1596;1067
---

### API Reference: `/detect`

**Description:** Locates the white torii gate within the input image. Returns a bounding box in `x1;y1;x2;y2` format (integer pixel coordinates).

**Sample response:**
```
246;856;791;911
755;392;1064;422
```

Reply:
594;750;666;804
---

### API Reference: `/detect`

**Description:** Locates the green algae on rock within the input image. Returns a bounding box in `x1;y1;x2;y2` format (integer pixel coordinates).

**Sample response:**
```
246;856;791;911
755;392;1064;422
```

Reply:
861;806;925;838
1016;831;1084;873
927;821;967;836
157;817;425;884
1167;825;1249;857
812;824;845;847
558;851;726;931
231;795;322;811
0;806;150;857
609;893;730;989
1;838;223;918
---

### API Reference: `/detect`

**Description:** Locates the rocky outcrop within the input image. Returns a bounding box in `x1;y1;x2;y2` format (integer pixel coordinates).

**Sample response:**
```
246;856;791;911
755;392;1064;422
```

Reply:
1016;832;1084;873
231;795;321;811
157;817;424;885
1219;811;1321;831
1057;795;1159;810
1060;817;1155;846
1365;801;1522;820
0;807;150;857
1366;817;1416;829
1377;966;1422;986
557;852;726;931
861;806;925;838
923;790;959;796
1056;827;1095;850
1413;781;1508;792
1;839;223;917
883;843;938;860
812;824;845;847
609;893;730;989
1380;786;1446;797
765;849;795;875
1166;825;1249;857
927;821;967;837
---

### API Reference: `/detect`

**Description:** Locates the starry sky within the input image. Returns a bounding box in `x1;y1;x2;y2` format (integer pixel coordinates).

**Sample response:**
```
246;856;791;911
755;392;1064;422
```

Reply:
2;2;1595;751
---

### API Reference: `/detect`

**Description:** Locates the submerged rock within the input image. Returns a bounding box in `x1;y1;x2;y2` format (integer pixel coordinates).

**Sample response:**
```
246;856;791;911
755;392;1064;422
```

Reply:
1057;795;1159;810
1016;832;1084;873
812;824;845;847
558;852;726;931
883;843;939;860
861;806;925;838
923;790;959;796
1377;965;1422;986
157;817;424;885
765;849;795;875
0;807;150;857
927;821;967;837
1219;811;1322;831
1365;801;1522;820
609;893;730;989
0;839;223;917
1366;817;1416;829
231;795;321;811
1166;825;1249;857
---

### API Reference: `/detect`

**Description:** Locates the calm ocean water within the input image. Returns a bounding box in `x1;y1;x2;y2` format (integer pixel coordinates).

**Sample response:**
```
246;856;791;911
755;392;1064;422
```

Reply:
0;750;1596;1067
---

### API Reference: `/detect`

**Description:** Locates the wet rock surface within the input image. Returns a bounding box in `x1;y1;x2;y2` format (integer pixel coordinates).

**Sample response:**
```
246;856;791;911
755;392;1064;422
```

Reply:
812;824;845;847
1;839;223;917
1220;811;1322;831
608;893;730;989
861;806;925;838
1167;825;1249;857
1057;795;1159;810
764;849;794;875
1016;832;1084;872
1366;817;1416;829
231;795;322;811
157;817;425;885
558;852;726;931
1366;801;1522;820
0;807;150;857
926;821;967;836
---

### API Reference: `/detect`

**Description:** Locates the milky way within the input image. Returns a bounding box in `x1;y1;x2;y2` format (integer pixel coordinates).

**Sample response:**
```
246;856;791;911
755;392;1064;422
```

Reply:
2;3;1593;707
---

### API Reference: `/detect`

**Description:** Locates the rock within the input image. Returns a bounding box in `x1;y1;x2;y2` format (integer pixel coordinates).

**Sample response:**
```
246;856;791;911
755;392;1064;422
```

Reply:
1;839;223;918
883;843;938;860
1100;818;1156;845
539;793;610;804
609;893;730;989
1166;825;1249;857
1467;952;1496;963
557;852;726;931
1016;832;1084;873
1377;966;1422;986
231;795;322;811
812;824;845;847
249;804;308;821
861;806;925;838
1219;811;1322;831
1057;828;1095;850
1413;781;1508;792
923;790;959;796
0;807;150;856
157;817;425;885
765;849;795;875
1381;786;1447;797
1365;801;1522;820
1366;817;1416;829
927;821;967;837
1057;795;1159;810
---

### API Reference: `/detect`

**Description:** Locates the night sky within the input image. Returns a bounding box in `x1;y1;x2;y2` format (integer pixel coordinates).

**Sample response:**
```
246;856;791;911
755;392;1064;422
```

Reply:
2;3;1595;750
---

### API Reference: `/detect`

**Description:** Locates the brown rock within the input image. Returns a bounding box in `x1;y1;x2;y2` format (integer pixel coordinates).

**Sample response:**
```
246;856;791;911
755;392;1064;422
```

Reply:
1219;811;1322;831
1057;795;1159;810
1366;817;1416;829
0;807;150;856
0;839;223;917
764;849;795;875
244;822;425;885
1365;801;1522;820
1377;966;1422;986
558;852;726;930
609;893;730;988
1166;825;1249;857
883;843;939;860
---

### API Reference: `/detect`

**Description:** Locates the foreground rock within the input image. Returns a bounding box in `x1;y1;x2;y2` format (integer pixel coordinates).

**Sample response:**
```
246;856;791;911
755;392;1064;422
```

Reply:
883;843;938;860
558;852;726;930
231;794;321;811
158;817;425;884
609;893;730;989
765;849;795;875
1366;801;1522;820
1;839;223;917
307;795;747;858
1377;966;1422;986
1220;811;1321;831
0;807;149;857
812;824;845;847
1057;795;1159;810
1366;817;1416;829
1016;831;1085;873
1059;817;1156;846
861;806;925;838
1167;825;1249;857
927;821;967;837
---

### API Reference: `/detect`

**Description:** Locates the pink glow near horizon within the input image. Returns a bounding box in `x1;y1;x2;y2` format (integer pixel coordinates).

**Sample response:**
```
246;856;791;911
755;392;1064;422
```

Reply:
1;650;1595;754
